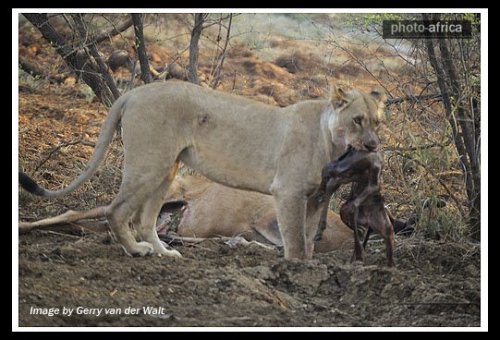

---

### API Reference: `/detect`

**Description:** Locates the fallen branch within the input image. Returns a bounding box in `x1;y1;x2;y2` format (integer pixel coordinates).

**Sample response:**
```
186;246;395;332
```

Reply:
36;230;84;239
385;93;443;106
93;17;133;45
19;57;66;83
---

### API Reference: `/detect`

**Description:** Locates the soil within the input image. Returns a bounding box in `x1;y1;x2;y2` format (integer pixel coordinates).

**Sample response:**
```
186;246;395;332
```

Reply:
18;230;480;327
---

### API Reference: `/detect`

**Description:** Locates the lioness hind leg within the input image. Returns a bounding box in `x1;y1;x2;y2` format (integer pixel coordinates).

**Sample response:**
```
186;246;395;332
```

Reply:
107;200;154;257
107;171;171;257
135;177;181;258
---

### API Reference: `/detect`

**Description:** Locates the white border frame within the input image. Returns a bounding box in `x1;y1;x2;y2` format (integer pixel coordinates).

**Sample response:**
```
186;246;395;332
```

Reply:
12;8;488;332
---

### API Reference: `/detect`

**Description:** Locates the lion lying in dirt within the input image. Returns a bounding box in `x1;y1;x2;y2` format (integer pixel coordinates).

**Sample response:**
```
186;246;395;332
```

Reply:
20;171;419;256
160;174;354;252
19;174;354;253
20;80;385;259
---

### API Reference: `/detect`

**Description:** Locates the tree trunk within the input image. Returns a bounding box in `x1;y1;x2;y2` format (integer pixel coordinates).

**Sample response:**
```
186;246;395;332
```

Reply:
423;13;481;240
131;14;152;84
72;14;121;103
187;14;205;85
209;14;232;89
23;13;115;106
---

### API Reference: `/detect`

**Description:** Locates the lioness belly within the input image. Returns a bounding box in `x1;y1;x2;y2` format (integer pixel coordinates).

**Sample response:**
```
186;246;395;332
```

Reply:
179;146;274;194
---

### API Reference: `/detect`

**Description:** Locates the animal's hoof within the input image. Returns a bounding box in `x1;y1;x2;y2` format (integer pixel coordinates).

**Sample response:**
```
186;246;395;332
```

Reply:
130;241;155;257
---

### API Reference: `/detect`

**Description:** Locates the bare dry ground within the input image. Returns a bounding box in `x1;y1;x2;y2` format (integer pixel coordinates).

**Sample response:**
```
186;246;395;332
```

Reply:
19;231;479;327
17;14;482;328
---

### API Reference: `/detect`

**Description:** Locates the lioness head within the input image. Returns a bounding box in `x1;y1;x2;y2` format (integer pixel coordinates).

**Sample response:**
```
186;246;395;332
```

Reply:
328;86;386;152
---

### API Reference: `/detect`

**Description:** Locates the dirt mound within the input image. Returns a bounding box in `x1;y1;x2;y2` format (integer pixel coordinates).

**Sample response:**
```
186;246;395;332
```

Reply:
274;51;325;74
19;230;480;327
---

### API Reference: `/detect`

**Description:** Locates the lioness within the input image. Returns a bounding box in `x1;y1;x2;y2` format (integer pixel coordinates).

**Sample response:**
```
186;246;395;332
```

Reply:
19;80;384;259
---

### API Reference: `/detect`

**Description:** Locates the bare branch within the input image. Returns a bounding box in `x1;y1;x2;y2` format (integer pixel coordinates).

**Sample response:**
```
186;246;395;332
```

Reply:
72;14;121;102
34;139;96;172
23;13;113;104
209;14;232;89
132;14;153;84
330;40;393;98
93;16;133;44
384;93;442;106
411;157;468;222
19;57;66;83
187;13;205;85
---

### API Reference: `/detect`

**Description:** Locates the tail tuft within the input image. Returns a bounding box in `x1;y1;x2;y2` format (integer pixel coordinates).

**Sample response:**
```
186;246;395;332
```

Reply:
19;172;45;196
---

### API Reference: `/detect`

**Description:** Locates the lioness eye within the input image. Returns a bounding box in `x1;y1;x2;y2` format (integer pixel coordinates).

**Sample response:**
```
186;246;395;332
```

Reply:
353;117;362;125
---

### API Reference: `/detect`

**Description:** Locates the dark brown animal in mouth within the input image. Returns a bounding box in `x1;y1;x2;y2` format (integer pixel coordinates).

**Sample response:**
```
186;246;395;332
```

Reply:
313;146;395;267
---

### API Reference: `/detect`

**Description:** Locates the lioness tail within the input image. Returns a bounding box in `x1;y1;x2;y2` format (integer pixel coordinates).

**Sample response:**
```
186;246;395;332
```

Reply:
19;97;126;198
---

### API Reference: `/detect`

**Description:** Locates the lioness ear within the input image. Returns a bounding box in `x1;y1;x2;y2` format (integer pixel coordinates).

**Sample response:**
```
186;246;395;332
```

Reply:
330;85;349;109
370;87;387;104
370;87;387;120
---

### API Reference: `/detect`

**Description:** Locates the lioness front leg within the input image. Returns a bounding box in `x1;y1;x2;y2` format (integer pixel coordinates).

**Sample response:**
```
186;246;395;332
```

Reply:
305;197;325;258
273;193;308;260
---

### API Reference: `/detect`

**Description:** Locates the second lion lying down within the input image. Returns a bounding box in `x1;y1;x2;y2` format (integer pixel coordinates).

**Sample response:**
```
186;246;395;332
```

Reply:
159;174;354;253
20;173;416;254
19;174;355;253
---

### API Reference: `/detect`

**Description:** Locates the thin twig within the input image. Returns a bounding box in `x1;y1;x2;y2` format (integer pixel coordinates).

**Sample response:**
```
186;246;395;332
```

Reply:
410;157;467;221
93;16;133;45
209;14;233;89
37;230;82;239
34;139;96;172
384;140;452;152
72;14;121;102
384;93;443;106
329;40;392;98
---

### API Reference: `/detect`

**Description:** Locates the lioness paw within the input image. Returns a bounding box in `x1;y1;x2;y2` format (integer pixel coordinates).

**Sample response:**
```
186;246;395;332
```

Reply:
128;241;155;257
